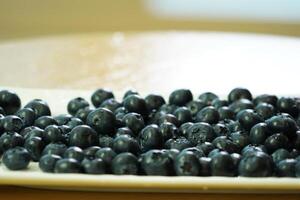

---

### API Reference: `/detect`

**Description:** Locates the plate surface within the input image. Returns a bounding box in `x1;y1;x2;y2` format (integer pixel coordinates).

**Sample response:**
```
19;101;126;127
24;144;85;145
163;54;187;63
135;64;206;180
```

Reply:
0;87;299;193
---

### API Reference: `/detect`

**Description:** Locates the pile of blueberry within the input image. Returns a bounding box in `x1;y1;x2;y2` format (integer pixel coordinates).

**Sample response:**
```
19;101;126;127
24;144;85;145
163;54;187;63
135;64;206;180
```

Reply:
1;88;300;177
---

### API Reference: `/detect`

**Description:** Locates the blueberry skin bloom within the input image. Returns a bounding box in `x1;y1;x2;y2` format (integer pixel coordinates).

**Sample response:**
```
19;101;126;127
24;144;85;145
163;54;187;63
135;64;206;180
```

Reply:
139;124;164;152
187;122;216;145
39;154;62;172
67;97;89;116
175;151;201;176
54;158;82;173
112;152;138;175
86;108;116;135
169;89;193;106
2;147;31;170
68;125;98;149
210;151;236;176
0;90;21;115
24;99;51;118
141;149;174;176
238;152;273;177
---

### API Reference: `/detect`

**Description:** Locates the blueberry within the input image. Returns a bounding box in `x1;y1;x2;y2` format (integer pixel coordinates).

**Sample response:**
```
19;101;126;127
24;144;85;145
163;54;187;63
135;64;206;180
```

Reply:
266;114;297;139
255;103;275;120
66;117;84;129
75;107;94;123
23;127;44;140
181;147;205;159
54;158;82;173
249;123;271;145
91;88;114;108
111;152;138;175
44;125;66;143
42;143;67;157
123;89;139;100
16;108;36;127
271;148;291;163
175;151;201;176
113;134;139;154
67;97;89;116
174;107;192;125
178;122;193;137
276;159;297;177
186;100;206;116
162;149;180;160
196;142;215;156
164;137;192;151
229;132;250;151
122;113;145;135
64;146;84;162
229;99;254;114
83;146;101;160
145;94;166;111
158;114;179;127
25;99;51;118
95;147;116;165
169;89;193;106
100;98;121;113
295;160;300;177
225;120;244;132
218;106;235;120
237;109;262;131
141;150;173;176
294;131;300;150
253;94;278;107
277;97;298;118
34;116;58;129
208;149;221;158
82;158;106;174
1;115;23;132
99;135;114;148
241;145;265;157
0;90;21;115
68;125;98;149
39;154;62;172
264;133;289;153
199;157;211;176
158;104;179;115
213;123;230;137
228;88;252;103
139;124;163;152
198;92;218;106
211;151;236;176
231;153;242;168
211;99;228;109
212;136;238;153
196;106;219;124
187;122;216;145
54;114;73;126
2;147;30;170
159;122;178;141
0;132;24;153
238;151;273;177
24;136;45;161
123;95;148;116
115;127;134;137
290;148;299;158
86;108;116;135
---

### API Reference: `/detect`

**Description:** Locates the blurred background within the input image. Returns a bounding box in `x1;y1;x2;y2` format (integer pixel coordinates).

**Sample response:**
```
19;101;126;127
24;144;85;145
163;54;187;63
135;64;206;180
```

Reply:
1;0;300;39
0;0;300;95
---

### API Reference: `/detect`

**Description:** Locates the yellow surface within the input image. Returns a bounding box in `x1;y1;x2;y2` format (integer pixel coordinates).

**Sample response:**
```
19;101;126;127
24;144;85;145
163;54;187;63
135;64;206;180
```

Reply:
1;0;300;40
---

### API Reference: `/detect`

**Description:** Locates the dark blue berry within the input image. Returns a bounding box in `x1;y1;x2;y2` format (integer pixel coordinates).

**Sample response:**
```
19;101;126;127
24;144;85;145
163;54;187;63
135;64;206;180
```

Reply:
196;142;215;156
196;106;220;124
123;95;148;116
68;125;98;149
0;132;24;153
229;99;254;114
16;108;36;127
253;94;278;107
228;88;252;103
218;106;235;120
276;159;297;177
83;158;106;174
25;99;51;118
91;88;114;108
169;89;193;106
75;107;94;123
42;143;67;157
99;135;114;148
112;152;138;175
211;99;228;109
64;146;84;162
174;107;192;125
187;122;216;145
86;108;116;135
1;115;23;132
54;158;82;173
212;136;238;153
186;100;206;116
249;123;271;145
277;97;298;118
0;90;21;115
44;125;66;143
178;122;193;137
113;134;139;154
34;116;58;129
211;151;236;176
83;146;101;160
264;133;289;153
159;122;178;141
198;92;218;106
271;148;291;163
2;147;30;170
145;94;166;111
175;151;201;176
24;136;45;161
54;114;73;126
100;98;121;113
164;137;192;151
237;109;262;131
139;124;163;152
122;113;144;135
39;154;62;172
255;103;275;120
67;97;89;116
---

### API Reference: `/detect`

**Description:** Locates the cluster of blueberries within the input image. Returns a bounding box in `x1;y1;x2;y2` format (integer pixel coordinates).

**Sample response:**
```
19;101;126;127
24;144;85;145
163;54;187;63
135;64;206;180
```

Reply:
0;88;300;177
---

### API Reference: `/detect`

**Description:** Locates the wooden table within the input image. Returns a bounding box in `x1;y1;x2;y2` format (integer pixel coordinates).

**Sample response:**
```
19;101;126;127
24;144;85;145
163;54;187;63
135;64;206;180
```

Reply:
0;32;300;199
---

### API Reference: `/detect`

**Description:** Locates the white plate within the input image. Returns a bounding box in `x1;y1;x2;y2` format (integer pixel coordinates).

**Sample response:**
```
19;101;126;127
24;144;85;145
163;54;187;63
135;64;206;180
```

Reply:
0;87;299;193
